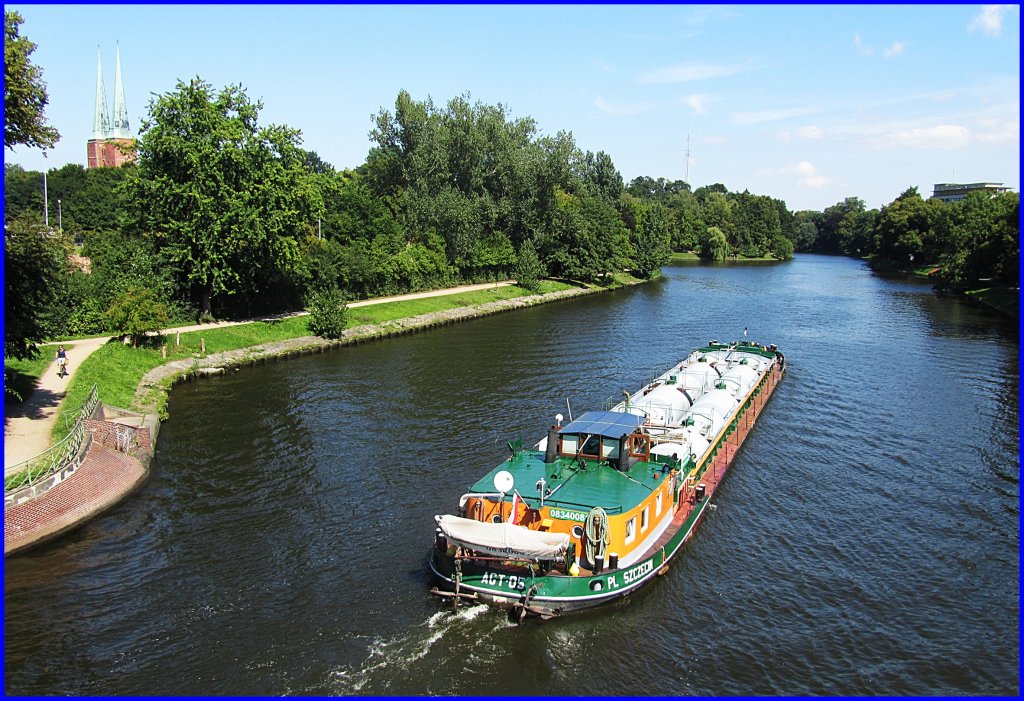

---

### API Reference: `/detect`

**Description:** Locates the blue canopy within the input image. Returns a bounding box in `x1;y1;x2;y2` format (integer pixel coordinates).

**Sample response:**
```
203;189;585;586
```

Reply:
558;411;644;439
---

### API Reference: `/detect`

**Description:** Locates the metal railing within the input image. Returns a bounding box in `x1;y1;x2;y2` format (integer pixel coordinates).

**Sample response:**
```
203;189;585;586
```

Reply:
4;384;98;501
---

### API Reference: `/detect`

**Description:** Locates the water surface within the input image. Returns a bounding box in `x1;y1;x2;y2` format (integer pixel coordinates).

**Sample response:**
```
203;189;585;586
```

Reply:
5;255;1018;695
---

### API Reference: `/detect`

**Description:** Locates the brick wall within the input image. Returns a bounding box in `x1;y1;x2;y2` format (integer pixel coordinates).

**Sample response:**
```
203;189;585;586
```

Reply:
84;419;151;459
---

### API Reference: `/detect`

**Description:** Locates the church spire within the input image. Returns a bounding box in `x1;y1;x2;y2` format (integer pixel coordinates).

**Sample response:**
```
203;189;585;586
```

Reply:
91;46;110;140
111;43;131;139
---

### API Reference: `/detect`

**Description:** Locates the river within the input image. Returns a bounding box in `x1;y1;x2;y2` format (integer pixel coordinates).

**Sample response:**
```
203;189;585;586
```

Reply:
4;254;1018;695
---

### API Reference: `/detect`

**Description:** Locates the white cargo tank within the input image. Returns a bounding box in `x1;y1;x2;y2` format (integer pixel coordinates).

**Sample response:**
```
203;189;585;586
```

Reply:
631;383;693;426
676;362;720;394
651;429;711;461
685;389;739;437
719;364;759;398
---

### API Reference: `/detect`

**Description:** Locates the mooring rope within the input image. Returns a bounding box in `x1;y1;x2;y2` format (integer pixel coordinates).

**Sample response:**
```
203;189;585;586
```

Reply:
584;506;609;565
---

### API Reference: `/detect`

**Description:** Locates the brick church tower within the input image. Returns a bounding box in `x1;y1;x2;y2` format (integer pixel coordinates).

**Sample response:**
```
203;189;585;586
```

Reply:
86;46;136;168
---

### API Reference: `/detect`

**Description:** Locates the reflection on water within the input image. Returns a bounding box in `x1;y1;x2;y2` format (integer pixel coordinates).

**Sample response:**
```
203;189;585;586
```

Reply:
4;255;1018;695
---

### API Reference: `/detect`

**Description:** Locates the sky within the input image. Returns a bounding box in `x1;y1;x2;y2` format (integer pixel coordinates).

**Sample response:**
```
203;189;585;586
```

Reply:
5;3;1020;212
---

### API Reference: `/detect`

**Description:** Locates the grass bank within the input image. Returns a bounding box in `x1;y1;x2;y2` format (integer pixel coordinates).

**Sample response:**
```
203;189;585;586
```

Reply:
869;258;1018;319
51;280;582;441
965;286;1019;318
668;252;782;264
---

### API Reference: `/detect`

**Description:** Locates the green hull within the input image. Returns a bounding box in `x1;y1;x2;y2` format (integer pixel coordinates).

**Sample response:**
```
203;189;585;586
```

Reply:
430;496;713;617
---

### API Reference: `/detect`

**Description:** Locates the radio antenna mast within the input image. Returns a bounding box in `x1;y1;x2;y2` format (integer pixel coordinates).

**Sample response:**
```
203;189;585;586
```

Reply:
684;128;692;184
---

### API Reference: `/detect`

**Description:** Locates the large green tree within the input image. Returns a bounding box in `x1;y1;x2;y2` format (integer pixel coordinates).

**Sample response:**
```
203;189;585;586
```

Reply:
368;92;539;261
731;190;781;257
121;78;321;317
4;11;59;150
4;212;69;359
627;199;671;277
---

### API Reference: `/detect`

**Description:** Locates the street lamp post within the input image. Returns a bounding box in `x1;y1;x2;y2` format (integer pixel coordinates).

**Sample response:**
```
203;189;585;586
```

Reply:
42;150;49;229
43;170;49;228
58;199;62;233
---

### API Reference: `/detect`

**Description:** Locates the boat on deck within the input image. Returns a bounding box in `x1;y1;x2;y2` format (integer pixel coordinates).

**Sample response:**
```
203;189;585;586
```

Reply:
429;339;786;619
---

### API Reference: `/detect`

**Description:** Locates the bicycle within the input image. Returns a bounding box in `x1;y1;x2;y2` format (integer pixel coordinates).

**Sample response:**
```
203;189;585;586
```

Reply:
56;358;69;378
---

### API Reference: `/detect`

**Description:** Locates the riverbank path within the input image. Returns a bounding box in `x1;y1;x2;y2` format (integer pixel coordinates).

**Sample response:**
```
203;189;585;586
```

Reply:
4;281;514;474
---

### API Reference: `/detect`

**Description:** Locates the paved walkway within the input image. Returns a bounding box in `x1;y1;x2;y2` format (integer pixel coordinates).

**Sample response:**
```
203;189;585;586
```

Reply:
3;282;513;473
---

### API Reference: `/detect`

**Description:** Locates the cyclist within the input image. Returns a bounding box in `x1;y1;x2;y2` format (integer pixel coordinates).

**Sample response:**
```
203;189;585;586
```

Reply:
55;345;68;378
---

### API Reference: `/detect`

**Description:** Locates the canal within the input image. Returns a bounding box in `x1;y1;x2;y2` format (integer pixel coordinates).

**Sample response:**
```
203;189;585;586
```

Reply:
4;254;1018;695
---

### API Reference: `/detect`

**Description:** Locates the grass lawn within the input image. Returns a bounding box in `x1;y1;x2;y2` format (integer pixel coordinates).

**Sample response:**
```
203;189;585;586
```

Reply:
50;281;580;441
669;252;701;262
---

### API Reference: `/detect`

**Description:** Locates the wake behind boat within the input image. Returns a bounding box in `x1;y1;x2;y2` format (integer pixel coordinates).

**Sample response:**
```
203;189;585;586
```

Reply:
430;339;786;620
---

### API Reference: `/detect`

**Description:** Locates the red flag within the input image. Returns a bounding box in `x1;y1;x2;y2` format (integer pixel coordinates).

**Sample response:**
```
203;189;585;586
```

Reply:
510;490;522;525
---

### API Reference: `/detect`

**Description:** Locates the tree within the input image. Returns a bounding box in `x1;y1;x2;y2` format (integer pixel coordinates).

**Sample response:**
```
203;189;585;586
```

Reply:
790;211;819;252
367;90;556;283
4;11;59;150
3;212;68;359
873;193;933;262
580;150;623;201
514;238;545;291
770;233;794;260
818;197;872;255
731;191;780;257
106;287;170;347
631;201;671;278
699;226;729;261
701;191;734;245
122;78;321;318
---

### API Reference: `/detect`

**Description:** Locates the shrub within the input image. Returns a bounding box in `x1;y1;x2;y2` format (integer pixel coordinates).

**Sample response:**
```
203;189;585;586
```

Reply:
514;239;545;292
306;286;348;338
106;287;170;347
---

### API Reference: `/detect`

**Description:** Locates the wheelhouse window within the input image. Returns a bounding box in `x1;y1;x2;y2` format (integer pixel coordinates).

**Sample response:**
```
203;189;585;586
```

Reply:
656;492;663;517
641;506;649;532
580;434;600;457
561;435;578;455
625;517;636;544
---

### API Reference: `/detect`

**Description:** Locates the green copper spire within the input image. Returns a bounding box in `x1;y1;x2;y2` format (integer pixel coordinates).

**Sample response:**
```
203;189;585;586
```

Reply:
111;44;131;139
91;46;110;140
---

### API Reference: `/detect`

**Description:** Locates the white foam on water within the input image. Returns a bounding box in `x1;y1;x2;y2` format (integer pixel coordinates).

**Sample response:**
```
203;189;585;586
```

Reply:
326;604;502;693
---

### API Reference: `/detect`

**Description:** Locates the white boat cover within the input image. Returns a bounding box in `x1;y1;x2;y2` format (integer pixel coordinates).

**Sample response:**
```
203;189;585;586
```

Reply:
435;514;570;559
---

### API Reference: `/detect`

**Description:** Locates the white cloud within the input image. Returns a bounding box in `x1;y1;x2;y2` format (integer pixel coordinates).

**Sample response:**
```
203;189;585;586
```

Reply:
796;125;826;139
968;5;1014;36
790;161;816;177
854;32;874;56
975;117;1019;144
780;160;833;188
592;96;656;117
776;131;792;141
637;62;741;84
687;94;714;114
801;175;833;189
731;106;823;124
681;6;739;26
883;41;906;58
868;124;973;150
